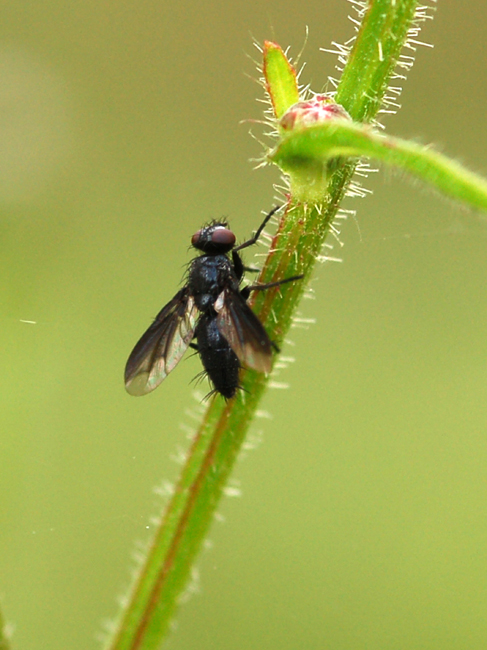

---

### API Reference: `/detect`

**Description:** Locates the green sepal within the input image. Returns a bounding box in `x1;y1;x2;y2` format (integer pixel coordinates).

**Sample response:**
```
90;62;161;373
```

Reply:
262;41;300;120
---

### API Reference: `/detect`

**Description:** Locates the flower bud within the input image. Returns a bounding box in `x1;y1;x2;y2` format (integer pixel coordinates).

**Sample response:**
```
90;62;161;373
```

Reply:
280;94;351;132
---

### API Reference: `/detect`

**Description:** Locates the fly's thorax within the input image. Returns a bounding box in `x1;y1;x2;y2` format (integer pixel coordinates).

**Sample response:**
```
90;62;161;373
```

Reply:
188;254;237;311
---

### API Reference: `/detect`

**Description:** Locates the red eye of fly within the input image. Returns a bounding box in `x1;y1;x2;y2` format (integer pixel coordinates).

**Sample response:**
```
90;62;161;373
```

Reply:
191;230;203;247
210;227;235;247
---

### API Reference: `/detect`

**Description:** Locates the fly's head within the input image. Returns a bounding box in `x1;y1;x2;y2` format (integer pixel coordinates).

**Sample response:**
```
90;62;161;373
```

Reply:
191;222;236;255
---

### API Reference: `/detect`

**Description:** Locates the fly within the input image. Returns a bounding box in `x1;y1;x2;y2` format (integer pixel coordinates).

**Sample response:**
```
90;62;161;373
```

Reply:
124;206;302;399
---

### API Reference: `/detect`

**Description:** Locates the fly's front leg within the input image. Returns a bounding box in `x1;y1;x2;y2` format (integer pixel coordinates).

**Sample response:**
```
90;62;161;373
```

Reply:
233;205;282;281
233;205;282;253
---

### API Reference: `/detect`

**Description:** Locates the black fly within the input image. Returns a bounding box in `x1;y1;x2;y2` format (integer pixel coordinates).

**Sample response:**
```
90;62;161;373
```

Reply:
124;206;302;399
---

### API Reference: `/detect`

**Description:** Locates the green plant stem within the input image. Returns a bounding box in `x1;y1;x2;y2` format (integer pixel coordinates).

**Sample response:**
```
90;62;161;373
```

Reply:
105;2;423;648
271;120;487;212
336;0;420;122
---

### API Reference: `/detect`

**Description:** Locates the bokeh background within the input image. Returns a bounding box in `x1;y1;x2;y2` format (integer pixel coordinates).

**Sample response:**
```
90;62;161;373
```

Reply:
1;1;487;649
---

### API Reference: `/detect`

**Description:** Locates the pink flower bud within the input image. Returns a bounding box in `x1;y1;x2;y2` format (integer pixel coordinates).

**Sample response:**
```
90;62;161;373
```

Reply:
280;94;351;131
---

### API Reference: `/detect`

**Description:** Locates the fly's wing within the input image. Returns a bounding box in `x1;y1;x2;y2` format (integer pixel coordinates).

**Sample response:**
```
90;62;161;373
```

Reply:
214;289;272;374
125;288;198;396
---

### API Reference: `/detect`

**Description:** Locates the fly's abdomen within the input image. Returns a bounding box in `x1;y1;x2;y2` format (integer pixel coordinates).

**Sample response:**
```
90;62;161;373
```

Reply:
195;315;240;399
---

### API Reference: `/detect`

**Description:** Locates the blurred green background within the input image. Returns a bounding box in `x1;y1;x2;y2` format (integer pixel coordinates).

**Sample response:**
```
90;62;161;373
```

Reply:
1;1;487;649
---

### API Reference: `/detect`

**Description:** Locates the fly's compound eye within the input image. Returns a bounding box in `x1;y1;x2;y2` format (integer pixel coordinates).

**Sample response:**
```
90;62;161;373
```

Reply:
191;230;204;248
191;225;236;253
210;227;236;248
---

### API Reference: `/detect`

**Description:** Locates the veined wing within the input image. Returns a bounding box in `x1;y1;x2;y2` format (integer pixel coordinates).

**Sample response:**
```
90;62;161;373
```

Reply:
125;288;198;396
214;289;272;374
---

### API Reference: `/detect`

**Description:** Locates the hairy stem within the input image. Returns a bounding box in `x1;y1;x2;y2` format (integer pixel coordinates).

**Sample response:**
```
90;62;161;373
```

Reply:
105;2;426;648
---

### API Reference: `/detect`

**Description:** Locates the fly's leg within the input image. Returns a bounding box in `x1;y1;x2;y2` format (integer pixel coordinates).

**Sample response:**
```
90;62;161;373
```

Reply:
232;250;261;281
233;205;282;253
243;274;304;296
232;205;282;280
242;266;260;273
241;273;304;353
